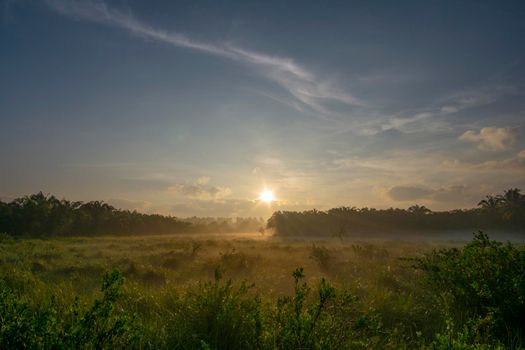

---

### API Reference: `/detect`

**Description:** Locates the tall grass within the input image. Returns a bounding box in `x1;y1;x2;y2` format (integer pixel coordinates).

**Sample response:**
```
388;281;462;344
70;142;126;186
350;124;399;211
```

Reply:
0;232;523;349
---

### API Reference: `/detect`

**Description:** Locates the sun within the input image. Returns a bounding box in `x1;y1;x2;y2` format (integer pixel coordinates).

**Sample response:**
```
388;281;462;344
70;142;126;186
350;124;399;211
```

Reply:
259;190;275;203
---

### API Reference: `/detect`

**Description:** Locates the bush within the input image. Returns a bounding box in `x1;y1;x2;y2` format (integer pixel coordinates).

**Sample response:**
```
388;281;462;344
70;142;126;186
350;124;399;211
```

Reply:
66;270;139;349
164;268;263;349
0;270;138;349
268;268;341;349
219;249;257;273
309;244;332;271
415;232;525;347
424;318;505;350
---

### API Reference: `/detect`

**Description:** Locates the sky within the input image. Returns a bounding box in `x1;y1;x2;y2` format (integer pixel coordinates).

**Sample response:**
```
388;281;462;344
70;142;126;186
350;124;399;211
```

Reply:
1;0;525;217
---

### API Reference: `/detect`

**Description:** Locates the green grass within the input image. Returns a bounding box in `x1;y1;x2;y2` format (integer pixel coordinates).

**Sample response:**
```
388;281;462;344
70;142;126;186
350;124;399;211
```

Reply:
0;232;523;349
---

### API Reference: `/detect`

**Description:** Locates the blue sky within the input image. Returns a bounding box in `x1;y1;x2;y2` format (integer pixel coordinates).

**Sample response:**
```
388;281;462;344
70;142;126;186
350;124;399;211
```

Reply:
1;0;525;216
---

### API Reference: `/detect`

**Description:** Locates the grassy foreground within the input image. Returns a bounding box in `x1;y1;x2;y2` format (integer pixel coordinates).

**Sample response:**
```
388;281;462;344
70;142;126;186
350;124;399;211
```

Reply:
0;232;523;349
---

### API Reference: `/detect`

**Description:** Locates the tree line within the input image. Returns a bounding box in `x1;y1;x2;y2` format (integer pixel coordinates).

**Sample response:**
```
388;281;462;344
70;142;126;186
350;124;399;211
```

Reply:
0;192;264;237
267;188;525;237
1;189;523;238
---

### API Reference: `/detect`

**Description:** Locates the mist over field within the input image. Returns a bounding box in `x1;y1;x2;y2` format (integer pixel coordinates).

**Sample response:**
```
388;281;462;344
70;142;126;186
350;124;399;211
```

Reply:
2;0;525;349
1;190;524;348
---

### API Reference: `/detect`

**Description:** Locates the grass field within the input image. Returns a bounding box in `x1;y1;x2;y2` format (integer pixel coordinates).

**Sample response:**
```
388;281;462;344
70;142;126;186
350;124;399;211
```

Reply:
0;232;523;349
0;232;440;300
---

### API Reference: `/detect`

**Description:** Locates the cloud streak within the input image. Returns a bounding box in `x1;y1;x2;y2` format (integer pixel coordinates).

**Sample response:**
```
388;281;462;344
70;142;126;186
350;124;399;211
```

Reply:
43;0;517;134
44;0;363;117
168;177;232;201
387;186;433;201
364;85;519;135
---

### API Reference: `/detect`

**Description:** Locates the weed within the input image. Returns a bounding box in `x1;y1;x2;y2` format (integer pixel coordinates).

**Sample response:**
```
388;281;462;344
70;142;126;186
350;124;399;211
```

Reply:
309;243;332;271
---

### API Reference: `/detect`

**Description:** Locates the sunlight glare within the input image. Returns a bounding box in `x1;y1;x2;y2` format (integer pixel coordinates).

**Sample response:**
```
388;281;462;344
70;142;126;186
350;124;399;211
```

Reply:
259;190;275;203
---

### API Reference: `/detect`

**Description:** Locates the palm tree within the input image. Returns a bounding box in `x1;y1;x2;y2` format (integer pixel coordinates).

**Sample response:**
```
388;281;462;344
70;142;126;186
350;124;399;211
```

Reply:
407;205;431;215
499;188;525;224
501;188;524;207
477;195;502;211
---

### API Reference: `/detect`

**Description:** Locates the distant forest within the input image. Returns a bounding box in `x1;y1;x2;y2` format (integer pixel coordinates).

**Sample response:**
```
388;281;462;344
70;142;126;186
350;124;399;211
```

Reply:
0;192;264;237
267;188;525;237
1;189;524;238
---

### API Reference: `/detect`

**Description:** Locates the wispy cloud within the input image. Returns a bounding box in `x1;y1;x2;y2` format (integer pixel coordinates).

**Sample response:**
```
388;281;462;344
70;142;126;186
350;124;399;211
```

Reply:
44;0;363;117
44;0;519;135
42;0;523;146
168;177;232;201
387;185;434;201
360;85;519;135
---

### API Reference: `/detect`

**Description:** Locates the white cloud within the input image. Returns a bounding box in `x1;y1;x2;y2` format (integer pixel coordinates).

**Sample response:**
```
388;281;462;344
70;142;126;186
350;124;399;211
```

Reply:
196;176;210;185
459;127;517;151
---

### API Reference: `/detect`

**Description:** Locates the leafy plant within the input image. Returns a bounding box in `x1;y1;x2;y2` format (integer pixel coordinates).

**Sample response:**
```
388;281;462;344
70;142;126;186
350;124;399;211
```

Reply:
414;232;525;348
309;244;332;271
164;267;263;349
0;270;138;349
268;267;340;349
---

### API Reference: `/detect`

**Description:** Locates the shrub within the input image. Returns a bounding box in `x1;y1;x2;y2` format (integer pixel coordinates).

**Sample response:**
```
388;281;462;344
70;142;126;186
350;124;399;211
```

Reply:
423;318;505;350
0;270;139;349
219;249;257;273
164;268;263;349
65;270;139;349
268;267;338;348
415;232;525;347
309;244;332;271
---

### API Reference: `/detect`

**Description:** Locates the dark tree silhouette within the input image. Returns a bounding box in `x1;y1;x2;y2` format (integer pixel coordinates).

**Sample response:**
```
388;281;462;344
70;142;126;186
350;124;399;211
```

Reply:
478;195;502;211
499;188;525;225
407;205;431;215
267;189;524;237
1;189;523;238
0;192;264;237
